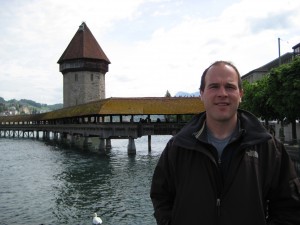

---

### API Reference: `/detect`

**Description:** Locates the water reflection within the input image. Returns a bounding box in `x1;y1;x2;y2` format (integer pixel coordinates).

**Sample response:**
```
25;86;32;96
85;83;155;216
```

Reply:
52;150;113;224
0;136;170;224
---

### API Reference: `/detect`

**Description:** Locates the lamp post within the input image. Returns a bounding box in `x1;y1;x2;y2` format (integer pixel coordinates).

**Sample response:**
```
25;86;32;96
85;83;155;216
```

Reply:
278;37;285;142
278;37;281;65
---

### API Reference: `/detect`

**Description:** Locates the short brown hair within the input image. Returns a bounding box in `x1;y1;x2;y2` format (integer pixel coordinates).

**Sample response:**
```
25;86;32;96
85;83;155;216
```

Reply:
200;61;243;92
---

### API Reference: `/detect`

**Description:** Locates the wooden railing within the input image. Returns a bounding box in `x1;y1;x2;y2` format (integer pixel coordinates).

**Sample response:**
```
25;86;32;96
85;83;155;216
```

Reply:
0;122;186;139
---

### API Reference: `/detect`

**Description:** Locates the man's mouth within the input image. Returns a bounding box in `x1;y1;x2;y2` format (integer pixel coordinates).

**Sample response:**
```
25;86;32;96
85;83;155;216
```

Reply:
215;102;229;106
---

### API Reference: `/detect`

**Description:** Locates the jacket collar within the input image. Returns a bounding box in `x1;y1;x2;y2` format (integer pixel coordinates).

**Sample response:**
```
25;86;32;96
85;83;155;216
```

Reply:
193;119;243;144
172;109;271;150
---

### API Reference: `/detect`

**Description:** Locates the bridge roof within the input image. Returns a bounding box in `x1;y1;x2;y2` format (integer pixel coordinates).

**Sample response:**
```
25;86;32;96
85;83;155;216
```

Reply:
0;97;205;122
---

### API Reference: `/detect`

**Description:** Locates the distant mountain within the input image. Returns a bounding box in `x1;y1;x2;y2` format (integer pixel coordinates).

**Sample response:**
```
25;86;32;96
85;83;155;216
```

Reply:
175;91;200;97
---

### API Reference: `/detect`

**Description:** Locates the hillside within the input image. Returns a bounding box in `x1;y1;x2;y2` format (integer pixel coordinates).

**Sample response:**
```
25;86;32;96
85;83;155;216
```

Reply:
0;97;63;116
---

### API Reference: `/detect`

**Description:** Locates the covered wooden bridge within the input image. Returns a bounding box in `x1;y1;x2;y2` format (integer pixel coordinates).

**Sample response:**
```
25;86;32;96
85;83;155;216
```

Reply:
0;97;205;154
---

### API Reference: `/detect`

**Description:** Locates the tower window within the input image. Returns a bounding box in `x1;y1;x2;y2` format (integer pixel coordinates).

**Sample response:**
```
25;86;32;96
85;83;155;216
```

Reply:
91;74;94;81
75;74;78;82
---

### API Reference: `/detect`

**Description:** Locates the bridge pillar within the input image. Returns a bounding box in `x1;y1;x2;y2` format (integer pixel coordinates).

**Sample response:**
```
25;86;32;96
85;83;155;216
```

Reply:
148;135;152;152
106;138;112;150
83;136;92;151
127;137;136;155
44;131;50;141
70;134;75;147
60;132;69;147
98;138;106;154
53;132;58;141
83;136;88;150
47;131;51;140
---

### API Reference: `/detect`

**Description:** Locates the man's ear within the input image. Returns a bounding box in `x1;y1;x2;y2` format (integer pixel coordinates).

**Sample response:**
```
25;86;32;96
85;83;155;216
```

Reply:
239;89;244;102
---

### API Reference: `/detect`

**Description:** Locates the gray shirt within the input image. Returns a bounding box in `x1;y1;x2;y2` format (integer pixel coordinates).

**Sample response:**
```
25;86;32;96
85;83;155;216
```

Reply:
207;128;232;158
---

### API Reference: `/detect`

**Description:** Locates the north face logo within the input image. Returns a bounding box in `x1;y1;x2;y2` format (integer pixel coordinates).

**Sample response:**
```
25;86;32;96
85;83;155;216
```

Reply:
245;150;258;159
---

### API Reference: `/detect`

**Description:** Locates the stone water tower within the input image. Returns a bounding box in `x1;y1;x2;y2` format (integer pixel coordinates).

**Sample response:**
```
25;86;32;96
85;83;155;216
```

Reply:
58;22;110;108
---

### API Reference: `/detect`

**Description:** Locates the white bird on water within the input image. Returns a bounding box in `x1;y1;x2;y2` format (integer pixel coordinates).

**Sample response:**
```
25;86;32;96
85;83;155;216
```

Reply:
93;213;103;224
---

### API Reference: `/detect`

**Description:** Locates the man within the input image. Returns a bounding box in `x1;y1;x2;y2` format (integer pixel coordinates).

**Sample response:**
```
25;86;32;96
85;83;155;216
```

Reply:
150;61;300;225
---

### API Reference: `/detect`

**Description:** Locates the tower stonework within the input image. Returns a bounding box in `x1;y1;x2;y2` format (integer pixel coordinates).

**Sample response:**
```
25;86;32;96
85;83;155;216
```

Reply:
58;22;110;108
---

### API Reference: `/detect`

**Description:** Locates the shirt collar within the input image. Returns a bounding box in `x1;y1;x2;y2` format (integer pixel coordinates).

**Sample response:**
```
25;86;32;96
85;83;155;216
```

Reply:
194;118;242;142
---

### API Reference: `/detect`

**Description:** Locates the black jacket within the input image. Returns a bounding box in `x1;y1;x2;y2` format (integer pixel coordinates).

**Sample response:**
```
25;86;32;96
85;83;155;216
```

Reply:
150;109;300;225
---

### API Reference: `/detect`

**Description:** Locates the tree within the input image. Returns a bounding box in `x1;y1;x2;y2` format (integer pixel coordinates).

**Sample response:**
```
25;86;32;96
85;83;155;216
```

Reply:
0;103;5;113
0;97;5;104
240;77;279;127
268;56;300;144
165;90;171;97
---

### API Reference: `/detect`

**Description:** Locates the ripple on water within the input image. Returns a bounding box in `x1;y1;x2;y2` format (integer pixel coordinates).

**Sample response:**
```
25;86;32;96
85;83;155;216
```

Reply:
0;136;170;224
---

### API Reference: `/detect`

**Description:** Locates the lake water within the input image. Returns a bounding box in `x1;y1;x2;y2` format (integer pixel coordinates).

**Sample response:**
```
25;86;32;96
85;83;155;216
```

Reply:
0;136;171;225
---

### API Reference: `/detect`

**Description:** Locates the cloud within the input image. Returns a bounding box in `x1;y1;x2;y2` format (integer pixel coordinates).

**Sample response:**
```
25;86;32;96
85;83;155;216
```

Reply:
0;0;300;103
105;0;300;98
250;12;293;33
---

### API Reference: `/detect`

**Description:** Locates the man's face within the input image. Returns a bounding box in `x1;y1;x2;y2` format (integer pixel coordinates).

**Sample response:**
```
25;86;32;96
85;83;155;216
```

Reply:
200;63;243;124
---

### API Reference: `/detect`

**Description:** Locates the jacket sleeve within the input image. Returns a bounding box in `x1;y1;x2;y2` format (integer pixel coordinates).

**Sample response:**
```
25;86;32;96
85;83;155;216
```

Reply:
150;141;176;225
267;139;300;225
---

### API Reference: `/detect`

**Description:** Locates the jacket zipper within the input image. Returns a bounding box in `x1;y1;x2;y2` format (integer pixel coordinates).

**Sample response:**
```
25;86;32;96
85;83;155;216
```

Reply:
216;198;221;216
216;157;222;218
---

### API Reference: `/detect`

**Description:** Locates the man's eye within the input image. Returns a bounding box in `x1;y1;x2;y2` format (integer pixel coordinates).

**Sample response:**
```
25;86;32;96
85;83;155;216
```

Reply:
226;85;236;90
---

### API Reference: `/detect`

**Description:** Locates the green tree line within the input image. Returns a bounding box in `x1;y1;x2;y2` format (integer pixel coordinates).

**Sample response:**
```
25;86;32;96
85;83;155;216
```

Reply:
240;56;300;144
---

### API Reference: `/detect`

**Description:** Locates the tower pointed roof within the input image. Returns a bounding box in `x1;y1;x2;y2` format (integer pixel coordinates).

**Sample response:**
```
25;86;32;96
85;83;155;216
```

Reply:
57;22;110;64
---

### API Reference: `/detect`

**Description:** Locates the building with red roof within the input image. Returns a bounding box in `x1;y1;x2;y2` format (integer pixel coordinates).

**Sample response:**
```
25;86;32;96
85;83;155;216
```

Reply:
58;22;110;107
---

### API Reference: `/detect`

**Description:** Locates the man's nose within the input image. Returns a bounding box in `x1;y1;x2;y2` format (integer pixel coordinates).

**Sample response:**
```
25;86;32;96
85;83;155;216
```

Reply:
217;86;228;96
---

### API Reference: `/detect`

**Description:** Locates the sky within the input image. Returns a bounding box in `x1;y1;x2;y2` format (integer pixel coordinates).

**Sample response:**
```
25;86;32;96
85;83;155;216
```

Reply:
0;0;299;105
